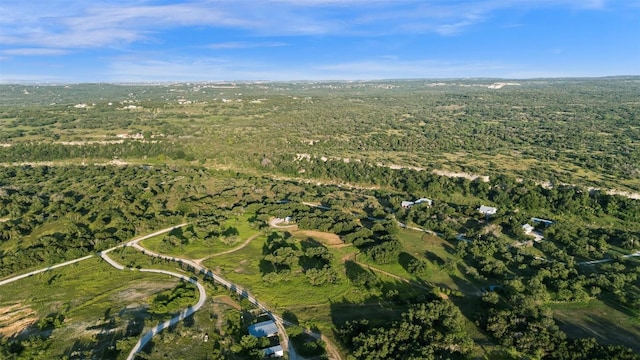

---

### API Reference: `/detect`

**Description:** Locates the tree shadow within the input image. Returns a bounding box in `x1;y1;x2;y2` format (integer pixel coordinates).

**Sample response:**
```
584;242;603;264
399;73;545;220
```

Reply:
282;310;299;325
223;226;239;237
183;313;195;328
424;250;445;266
344;260;378;288
300;237;323;252
556;313;640;353
398;252;420;273
259;258;276;275
125;318;144;337
136;338;155;360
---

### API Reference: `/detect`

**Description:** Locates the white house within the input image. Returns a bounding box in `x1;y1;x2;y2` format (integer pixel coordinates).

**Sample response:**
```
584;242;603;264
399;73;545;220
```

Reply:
522;224;534;234
478;205;497;216
401;201;414;208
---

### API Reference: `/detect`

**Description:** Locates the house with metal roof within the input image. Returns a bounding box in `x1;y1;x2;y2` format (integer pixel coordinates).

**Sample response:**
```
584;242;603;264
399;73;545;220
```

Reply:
248;320;278;338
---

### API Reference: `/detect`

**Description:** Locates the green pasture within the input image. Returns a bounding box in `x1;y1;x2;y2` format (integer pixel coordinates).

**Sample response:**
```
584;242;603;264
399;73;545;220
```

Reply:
0;257;200;359
140;213;261;259
550;298;640;353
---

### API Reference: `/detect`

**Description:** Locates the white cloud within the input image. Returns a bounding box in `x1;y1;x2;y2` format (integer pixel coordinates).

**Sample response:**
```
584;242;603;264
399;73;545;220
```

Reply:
2;48;69;56
0;0;622;51
313;58;515;79
208;41;289;49
106;55;528;82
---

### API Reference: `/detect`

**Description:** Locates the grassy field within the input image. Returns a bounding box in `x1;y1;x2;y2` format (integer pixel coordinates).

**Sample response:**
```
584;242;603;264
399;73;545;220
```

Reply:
550;298;640;353
108;246;197;276
140;214;262;259
0;257;196;359
138;283;247;360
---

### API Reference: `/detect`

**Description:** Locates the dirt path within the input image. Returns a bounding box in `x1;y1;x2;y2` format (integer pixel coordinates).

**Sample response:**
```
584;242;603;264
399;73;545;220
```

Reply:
278;317;343;360
194;233;261;264
353;258;430;292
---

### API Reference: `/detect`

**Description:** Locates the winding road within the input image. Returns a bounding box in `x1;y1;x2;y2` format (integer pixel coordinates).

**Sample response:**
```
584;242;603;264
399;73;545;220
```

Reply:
125;268;206;360
1;218;348;359
102;226;297;359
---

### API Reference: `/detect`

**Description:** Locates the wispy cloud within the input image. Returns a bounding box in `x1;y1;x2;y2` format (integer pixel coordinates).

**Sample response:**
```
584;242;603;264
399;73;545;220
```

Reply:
208;41;289;49
0;0;621;50
2;48;69;56
106;55;526;82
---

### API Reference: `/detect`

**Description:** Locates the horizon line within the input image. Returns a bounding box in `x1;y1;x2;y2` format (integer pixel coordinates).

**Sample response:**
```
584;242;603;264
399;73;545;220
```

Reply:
2;75;639;86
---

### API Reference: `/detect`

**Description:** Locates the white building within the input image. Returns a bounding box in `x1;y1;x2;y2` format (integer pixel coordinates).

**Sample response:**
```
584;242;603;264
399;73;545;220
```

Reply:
478;205;497;216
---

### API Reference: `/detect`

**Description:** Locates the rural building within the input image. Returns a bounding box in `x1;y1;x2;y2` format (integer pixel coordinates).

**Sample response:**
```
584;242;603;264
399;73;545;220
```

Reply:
478;205;497;216
531;217;554;226
263;344;284;358
401;201;414;208
522;224;534;234
248;320;278;338
414;198;433;206
402;198;433;208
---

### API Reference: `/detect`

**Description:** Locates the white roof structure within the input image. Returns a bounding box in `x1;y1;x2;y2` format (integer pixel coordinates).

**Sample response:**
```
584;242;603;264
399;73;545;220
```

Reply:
478;205;497;215
414;198;433;205
522;224;534;234
401;201;414;208
263;345;284;358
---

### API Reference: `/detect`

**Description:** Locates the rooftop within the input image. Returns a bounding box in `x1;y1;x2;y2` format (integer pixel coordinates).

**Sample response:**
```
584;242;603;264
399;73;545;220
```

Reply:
248;320;278;338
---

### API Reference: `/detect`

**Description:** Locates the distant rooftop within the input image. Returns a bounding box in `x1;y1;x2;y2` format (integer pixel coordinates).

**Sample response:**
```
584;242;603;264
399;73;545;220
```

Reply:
478;205;497;215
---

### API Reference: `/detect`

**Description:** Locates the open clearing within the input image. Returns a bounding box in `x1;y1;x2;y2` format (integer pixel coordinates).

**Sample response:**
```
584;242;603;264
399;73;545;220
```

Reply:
294;230;343;246
551;299;640;353
0;303;37;338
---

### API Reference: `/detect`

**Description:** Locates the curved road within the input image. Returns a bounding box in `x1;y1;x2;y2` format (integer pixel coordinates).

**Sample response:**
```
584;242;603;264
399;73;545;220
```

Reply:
129;269;206;360
0;255;94;286
99;250;207;360
114;233;297;359
1;221;345;359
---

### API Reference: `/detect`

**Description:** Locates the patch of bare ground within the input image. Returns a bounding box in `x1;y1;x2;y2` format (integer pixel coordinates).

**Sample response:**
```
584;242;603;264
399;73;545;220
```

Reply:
0;303;38;338
432;169;490;182
480;224;502;238
269;217;298;229
295;230;343;246
111;281;178;303
212;295;241;311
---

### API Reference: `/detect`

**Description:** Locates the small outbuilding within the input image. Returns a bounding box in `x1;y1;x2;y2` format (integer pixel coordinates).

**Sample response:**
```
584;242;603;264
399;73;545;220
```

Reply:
522;224;534;234
263;344;284;358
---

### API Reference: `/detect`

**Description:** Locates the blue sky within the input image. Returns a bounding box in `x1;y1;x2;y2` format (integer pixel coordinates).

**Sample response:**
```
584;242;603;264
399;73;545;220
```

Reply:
1;0;638;82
